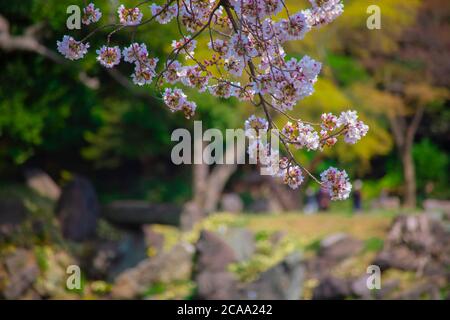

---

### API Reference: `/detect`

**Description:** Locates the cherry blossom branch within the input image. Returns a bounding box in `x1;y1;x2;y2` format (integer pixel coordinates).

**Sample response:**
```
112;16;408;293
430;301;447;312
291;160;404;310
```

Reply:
56;0;368;201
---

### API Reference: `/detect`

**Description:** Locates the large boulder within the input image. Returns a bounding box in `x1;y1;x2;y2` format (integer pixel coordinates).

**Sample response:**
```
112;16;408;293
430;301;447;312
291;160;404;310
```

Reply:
55;176;99;242
196;271;239;300
242;252;304;300
194;230;239;299
0;249;39;299
24;168;61;201
350;274;372;299
220;228;255;262
143;225;165;253
318;233;364;261
373;214;450;275
373;246;422;271
87;230;148;281
180;201;204;230
394;282;442;300
194;230;305;300
111;243;194;299
307;234;364;279
195;230;238;272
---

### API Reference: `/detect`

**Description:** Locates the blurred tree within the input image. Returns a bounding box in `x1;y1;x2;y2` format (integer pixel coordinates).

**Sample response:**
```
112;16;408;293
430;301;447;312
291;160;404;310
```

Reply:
358;0;449;207
290;0;449;207
0;0;246;205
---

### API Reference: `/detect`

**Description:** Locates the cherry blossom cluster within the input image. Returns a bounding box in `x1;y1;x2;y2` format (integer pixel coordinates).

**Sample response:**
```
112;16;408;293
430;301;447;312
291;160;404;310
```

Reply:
56;0;369;201
320;167;352;200
281;110;369;152
163;88;197;119
123;43;159;86
283;165;305;190
244;116;305;190
150;3;178;24
336;110;369;144
282;121;320;151
82;3;102;25
57;35;89;60
245;116;281;176
304;0;344;28
244;115;269;139
118;5;143;26
244;108;368;199
96;46;121;68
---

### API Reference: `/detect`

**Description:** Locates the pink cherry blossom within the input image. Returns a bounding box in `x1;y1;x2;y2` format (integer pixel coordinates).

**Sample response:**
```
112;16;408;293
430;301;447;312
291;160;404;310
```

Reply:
57;36;89;60
82;3;102;25
117;5;143;26
96;46;121;68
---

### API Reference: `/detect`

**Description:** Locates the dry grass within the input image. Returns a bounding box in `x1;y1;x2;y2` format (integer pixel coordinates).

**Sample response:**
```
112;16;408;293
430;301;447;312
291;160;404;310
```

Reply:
242;211;395;248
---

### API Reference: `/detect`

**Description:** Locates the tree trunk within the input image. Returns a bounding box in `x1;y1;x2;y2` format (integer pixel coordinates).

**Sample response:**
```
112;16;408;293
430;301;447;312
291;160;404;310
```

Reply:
182;135;244;229
401;144;416;208
193;136;208;206
389;106;424;208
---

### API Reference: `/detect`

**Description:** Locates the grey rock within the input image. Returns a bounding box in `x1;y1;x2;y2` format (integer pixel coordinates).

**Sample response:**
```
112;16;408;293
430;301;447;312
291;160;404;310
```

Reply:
2;249;39;299
196;271;239;300
373;246;421;271
350;274;372;299
109;230;147;280
112;243;193;299
196;230;237;272
220;228;255;262
394;283;441;300
194;230;239;299
374;280;400;300
242;252;304;300
373;214;450;275
143;225;165;252
194;230;304;300
25;168;61;200
318;233;364;262
180;201;205;230
56;176;99;242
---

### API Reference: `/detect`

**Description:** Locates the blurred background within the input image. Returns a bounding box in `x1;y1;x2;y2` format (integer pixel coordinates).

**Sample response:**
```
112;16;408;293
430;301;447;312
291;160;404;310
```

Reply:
0;0;449;300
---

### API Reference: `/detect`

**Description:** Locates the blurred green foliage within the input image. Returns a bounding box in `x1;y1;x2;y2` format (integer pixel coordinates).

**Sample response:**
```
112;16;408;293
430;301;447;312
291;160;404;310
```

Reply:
0;0;245;202
0;0;448;205
413;139;449;198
